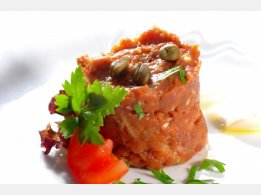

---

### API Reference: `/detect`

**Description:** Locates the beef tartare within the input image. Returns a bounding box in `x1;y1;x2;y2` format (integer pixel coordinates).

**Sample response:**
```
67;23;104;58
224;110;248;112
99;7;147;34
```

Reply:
76;27;208;169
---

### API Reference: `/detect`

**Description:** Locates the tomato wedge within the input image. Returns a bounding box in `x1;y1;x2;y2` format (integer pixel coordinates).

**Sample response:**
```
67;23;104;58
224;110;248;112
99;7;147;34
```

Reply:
67;131;129;184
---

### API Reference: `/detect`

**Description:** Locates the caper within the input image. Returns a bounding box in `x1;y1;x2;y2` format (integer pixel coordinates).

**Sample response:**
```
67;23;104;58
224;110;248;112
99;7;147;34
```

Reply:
110;55;130;78
131;63;152;85
159;43;180;61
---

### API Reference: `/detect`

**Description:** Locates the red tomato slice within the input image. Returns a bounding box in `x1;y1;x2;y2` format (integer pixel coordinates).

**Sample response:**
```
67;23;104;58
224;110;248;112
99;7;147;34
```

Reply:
67;131;129;184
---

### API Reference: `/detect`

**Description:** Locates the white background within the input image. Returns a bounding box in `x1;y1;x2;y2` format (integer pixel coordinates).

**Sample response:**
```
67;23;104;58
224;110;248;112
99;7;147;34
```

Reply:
0;12;261;184
0;0;261;10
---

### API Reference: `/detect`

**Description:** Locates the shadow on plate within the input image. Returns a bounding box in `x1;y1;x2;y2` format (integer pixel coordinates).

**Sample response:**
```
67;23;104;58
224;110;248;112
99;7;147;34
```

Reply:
0;55;48;106
233;135;261;149
42;147;76;184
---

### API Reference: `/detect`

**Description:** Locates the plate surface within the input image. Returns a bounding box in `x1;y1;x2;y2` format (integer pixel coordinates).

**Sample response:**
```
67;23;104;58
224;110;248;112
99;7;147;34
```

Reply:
0;12;261;184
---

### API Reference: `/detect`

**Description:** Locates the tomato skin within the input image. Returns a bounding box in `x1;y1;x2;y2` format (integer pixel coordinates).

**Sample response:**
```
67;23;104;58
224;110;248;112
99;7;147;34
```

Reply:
77;159;128;184
67;131;128;184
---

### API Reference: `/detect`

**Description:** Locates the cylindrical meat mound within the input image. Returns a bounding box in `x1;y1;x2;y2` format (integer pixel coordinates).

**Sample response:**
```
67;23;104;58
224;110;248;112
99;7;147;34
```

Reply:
77;27;207;169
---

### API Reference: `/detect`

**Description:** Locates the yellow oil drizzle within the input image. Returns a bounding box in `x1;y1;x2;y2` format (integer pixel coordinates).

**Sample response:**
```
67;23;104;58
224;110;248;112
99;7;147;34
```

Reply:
207;113;261;135
223;119;261;135
201;93;261;135
222;129;260;135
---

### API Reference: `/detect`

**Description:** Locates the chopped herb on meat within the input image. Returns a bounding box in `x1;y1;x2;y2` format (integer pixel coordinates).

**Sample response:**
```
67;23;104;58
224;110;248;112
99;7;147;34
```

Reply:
179;69;187;84
133;103;144;120
152;66;187;84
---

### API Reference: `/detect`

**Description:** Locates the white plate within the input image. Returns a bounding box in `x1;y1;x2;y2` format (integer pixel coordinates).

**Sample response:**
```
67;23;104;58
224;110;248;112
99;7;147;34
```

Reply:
0;12;261;184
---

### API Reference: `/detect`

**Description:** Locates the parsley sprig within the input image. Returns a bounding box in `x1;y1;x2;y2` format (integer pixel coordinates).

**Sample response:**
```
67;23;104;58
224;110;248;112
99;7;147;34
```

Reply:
55;66;128;145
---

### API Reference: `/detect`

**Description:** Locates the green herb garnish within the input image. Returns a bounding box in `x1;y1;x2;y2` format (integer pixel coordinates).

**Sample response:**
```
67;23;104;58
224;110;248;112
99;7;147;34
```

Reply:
179;69;187;84
125;161;132;167
113;180;126;184
54;94;72;114
114;159;225;184
186;166;217;184
186;159;225;184
150;169;175;184
186;179;216;184
58;66;87;114
133;103;144;120
133;178;150;184
188;166;197;180
152;66;186;84
59;118;78;138
198;159;226;173
55;66;128;145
